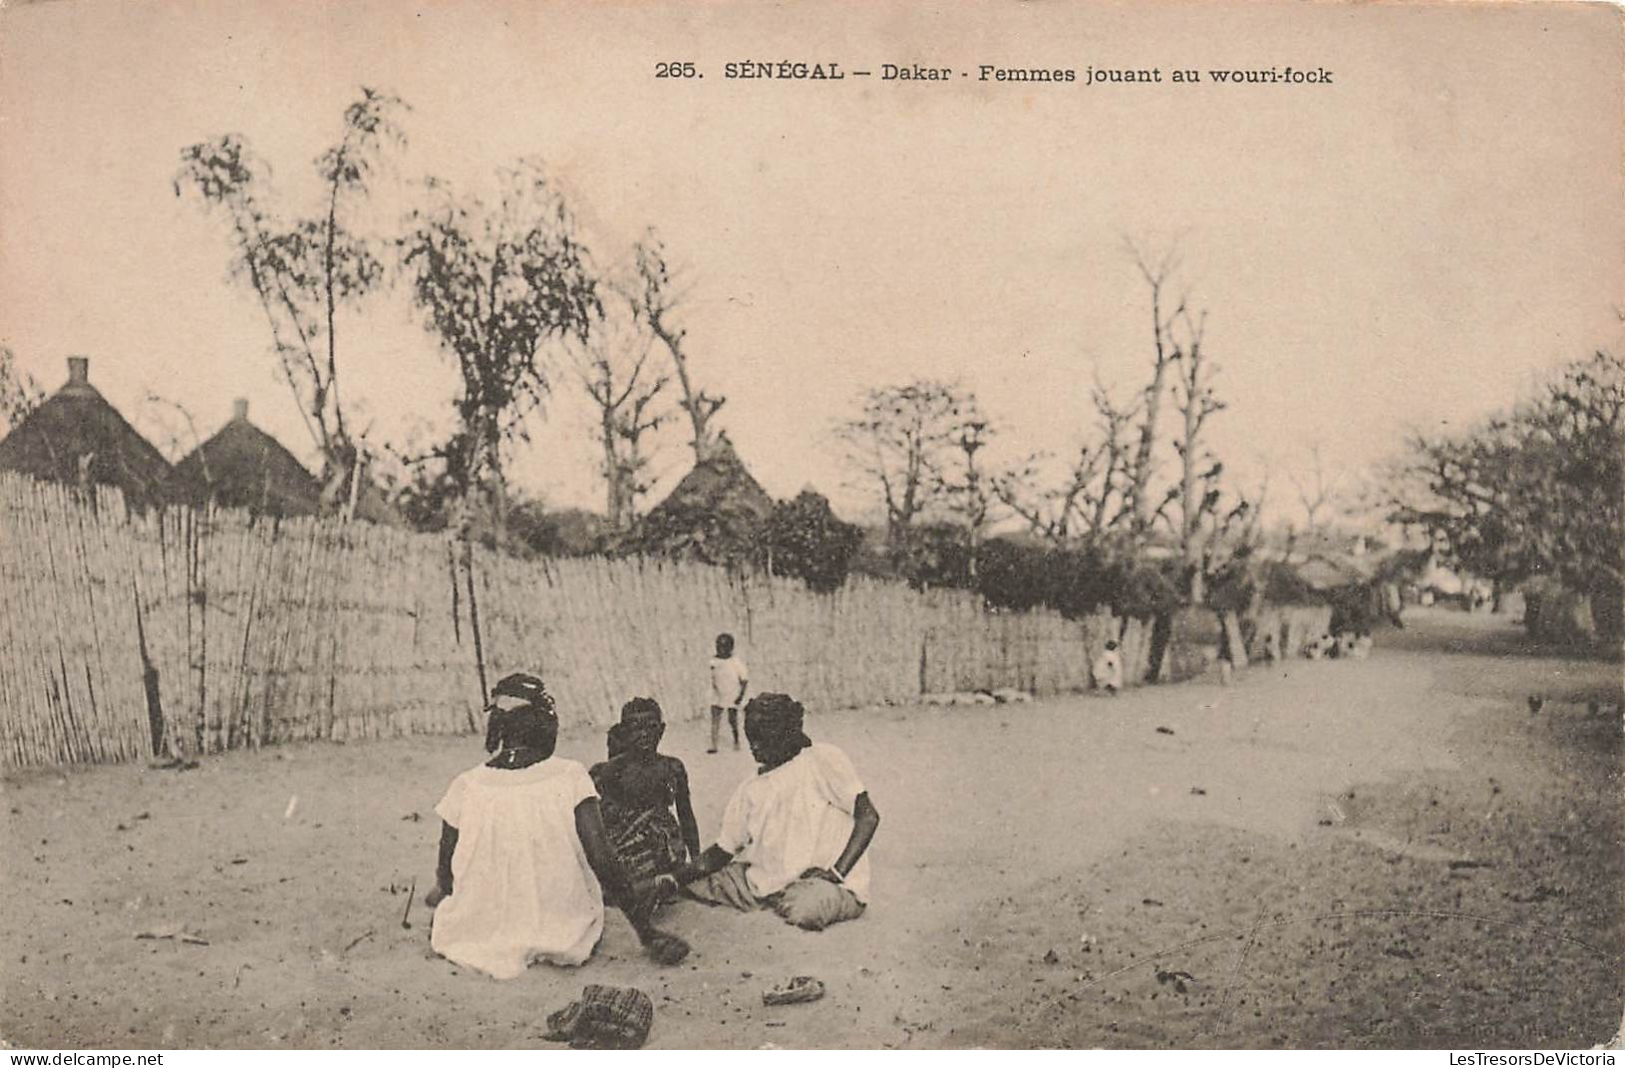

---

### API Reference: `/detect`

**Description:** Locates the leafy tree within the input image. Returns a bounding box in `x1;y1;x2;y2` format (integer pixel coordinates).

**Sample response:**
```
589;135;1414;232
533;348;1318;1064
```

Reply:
175;88;408;507
1391;349;1624;636
398;160;600;539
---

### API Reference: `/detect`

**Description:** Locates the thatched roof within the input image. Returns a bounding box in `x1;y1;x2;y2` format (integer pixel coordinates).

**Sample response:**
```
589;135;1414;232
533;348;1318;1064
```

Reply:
172;399;322;517
628;435;775;564
1294;553;1378;592
0;357;174;509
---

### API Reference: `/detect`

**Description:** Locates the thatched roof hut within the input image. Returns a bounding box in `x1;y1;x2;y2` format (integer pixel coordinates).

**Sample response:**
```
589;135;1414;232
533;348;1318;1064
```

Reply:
0;356;174;509
172;399;322;517
628;435;775;565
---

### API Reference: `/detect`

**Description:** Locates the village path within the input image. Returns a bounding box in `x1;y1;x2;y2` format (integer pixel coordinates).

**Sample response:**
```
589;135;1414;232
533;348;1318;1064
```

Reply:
1;607;1619;1048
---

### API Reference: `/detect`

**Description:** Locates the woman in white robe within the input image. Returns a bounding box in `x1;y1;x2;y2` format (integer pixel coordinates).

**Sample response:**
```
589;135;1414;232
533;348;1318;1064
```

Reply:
425;673;688;979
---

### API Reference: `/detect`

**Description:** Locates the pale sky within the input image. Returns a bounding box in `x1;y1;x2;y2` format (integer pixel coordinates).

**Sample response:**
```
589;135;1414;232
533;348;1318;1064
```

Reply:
2;0;1620;525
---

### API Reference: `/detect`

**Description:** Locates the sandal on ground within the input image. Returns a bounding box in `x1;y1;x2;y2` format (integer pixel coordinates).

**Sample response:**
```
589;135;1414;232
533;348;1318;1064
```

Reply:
762;976;825;1006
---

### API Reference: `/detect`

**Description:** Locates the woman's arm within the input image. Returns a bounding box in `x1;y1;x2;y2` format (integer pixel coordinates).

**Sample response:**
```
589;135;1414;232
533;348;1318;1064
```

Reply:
670;763;702;862
574;798;637;912
679;844;736;884
831;792;880;879
574;798;688;963
426;821;458;906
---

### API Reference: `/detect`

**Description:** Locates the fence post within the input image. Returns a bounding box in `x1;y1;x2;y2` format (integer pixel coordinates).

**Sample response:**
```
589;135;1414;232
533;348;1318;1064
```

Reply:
132;582;165;758
462;538;489;706
918;631;929;695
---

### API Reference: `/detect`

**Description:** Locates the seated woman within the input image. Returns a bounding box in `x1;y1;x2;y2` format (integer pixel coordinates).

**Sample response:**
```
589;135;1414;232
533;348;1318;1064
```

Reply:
425;673;687;979
589;698;701;901
681;692;880;932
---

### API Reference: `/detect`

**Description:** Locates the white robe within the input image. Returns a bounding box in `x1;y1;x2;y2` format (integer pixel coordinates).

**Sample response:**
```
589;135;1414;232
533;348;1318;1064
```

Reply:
431;758;603;979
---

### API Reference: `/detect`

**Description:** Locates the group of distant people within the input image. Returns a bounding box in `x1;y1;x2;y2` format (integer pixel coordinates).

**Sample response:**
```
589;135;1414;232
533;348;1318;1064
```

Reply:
422;634;880;980
1087;624;1375;695
1298;630;1373;662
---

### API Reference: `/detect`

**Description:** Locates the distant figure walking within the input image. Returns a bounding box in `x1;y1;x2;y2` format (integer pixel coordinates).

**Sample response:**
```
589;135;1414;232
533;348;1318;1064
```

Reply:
708;633;750;754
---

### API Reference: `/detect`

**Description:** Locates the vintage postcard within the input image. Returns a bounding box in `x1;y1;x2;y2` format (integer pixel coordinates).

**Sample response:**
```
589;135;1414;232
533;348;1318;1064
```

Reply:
1;0;1621;1053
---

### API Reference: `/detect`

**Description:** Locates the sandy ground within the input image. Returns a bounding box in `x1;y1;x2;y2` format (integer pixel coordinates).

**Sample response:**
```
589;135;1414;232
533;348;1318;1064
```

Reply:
2;607;1620;1049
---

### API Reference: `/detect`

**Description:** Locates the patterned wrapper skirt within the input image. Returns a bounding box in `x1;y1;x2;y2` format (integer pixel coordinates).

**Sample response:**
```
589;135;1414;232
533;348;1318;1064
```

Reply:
603;803;685;887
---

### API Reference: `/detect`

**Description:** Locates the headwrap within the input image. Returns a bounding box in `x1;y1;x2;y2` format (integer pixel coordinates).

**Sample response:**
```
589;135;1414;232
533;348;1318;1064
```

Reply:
485;672;558;753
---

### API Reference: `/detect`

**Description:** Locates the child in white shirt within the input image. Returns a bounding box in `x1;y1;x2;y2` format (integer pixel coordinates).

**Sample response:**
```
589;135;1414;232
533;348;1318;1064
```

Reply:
707;633;749;754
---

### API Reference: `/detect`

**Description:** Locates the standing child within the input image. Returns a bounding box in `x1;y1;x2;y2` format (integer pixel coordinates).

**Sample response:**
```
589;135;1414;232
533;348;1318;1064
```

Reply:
1092;639;1124;695
708;633;749;754
590;698;701;897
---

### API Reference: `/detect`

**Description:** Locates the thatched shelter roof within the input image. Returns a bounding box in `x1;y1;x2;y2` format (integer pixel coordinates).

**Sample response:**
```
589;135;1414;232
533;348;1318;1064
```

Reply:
172;399;322;517
628;435;775;564
0;357;174;509
1293;553;1379;592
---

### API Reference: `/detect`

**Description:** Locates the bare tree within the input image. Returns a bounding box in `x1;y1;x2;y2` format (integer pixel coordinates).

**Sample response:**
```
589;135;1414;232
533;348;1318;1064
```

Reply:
572;297;671;530
938;404;996;579
1123;239;1187;538
398;160;600;540
1168;304;1226;602
142;394;209;468
995;375;1137;547
625;230;725;465
176;90;408;509
1289;441;1342;536
994;445;1098;548
836;379;966;562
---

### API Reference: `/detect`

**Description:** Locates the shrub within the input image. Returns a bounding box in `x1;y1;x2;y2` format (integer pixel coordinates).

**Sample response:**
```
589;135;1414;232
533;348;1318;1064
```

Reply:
763;490;863;594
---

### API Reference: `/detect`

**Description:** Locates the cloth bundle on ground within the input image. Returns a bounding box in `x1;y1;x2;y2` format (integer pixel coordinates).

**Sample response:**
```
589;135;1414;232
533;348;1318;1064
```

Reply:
544;984;655;1050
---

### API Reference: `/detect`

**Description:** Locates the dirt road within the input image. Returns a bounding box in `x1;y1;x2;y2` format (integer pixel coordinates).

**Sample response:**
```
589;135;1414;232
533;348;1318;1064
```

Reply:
2;607;1619;1048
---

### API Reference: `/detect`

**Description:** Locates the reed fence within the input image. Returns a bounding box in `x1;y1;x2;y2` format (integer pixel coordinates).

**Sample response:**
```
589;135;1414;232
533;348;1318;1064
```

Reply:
1;474;1121;769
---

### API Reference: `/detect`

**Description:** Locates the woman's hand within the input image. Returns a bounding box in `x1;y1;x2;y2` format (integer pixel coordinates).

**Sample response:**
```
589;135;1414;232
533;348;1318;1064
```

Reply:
641;928;691;966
